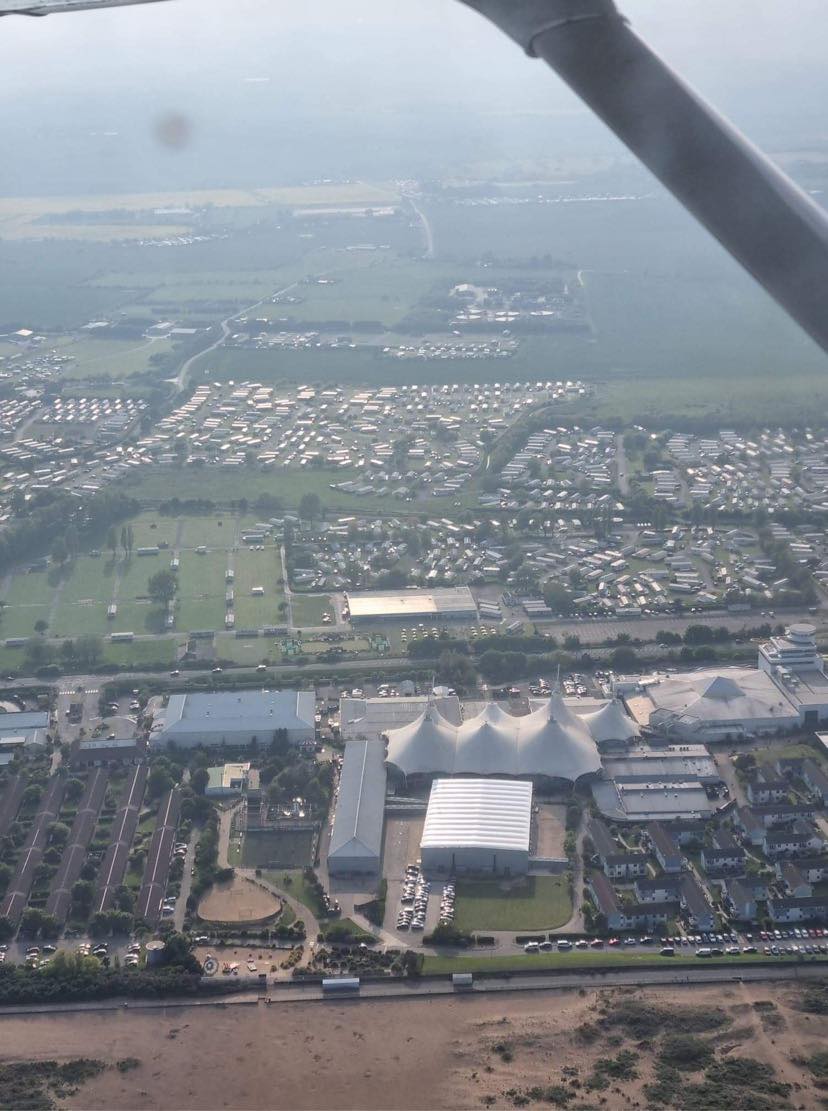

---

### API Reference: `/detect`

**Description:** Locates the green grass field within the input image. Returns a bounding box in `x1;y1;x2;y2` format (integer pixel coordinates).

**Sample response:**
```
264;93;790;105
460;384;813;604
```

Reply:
241;828;314;870
118;465;416;514
263;869;325;919
453;876;572;932
421;950;828;974
50;335;176;380
290;594;333;628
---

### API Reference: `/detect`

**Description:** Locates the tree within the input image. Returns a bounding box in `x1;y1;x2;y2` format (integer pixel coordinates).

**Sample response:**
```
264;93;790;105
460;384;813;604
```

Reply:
148;569;178;606
298;493;322;522
437;650;477;692
64;523;79;560
48;821;71;847
51;536;68;567
106;526;118;558
26;639;55;669
75;634;103;668
190;767;209;795
34;619;48;636
71;879;95;914
147;763;174;799
610;646;638;670
543;582;576;616
64;777;85;802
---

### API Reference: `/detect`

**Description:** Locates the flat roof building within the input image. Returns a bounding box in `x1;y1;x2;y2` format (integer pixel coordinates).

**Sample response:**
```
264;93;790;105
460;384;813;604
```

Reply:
205;762;261;798
346;586;478;624
149;690;315;749
328;738;387;877
420;778;532;876
602;745;719;785
340;694;461;743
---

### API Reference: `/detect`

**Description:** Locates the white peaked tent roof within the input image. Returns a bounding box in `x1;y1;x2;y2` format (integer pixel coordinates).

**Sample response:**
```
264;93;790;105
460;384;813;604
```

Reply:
382;703;457;776
384;694;601;781
582;699;641;743
456;702;520;776
517;692;602;779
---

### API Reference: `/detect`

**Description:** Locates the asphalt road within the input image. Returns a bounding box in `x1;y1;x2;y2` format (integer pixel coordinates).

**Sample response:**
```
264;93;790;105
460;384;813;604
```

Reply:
0;960;824;1017
0;774;66;925
94;764;148;915
46;768;109;922
136;787;181;925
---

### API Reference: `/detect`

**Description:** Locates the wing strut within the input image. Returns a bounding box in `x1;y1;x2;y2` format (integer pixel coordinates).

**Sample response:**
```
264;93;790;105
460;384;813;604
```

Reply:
461;0;828;355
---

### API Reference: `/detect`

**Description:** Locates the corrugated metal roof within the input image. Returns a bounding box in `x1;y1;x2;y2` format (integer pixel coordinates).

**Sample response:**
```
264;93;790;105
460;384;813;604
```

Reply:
421;778;532;853
328;738;387;862
153;690;314;736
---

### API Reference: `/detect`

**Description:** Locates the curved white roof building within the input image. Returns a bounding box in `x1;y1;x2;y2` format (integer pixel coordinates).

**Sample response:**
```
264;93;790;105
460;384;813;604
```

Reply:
384;694;601;782
582;699;641;744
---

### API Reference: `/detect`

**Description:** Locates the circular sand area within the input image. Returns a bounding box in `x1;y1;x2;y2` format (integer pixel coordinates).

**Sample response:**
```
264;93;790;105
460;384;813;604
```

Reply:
198;876;282;925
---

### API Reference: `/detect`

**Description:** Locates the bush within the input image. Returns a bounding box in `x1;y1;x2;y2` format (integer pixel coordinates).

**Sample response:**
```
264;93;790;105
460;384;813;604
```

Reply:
423;922;473;947
659;1035;713;1071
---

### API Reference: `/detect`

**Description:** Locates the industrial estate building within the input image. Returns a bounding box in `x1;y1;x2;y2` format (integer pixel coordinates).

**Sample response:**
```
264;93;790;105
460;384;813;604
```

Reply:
327;738;387;877
346;586;478;625
0;709;49;765
149;690;316;749
420;778;533;875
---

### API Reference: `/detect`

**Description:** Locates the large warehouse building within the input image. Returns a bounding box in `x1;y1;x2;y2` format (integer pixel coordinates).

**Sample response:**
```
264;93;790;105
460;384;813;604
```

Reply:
327;738;387;877
149;690;316;749
346;586;478;625
384;694;601;782
421;778;532;876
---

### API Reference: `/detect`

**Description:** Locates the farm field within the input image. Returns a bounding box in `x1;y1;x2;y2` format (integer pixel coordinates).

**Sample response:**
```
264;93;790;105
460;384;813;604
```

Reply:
256;256;458;328
49;335;176;380
0;182;401;240
453;875;572;932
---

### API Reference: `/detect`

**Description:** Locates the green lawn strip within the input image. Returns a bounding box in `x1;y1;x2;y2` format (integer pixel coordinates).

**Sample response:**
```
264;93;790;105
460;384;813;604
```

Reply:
2;570;56;608
108;600;164;637
453;876;572;932
215;636;271;666
0;606;51;639
51;602;111;639
102;639;177;668
422;951;828;974
117;466;418;515
290;594;334;628
262;869;325;918
54;557;117;605
318;917;375;942
179;516;236;550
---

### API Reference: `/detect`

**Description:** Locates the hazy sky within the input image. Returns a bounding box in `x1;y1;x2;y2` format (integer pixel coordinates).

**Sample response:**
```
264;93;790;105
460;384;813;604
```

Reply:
1;0;827;90
0;0;825;195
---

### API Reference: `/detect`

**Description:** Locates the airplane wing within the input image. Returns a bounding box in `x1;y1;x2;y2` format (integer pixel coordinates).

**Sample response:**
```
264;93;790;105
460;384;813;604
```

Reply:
0;0;172;15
